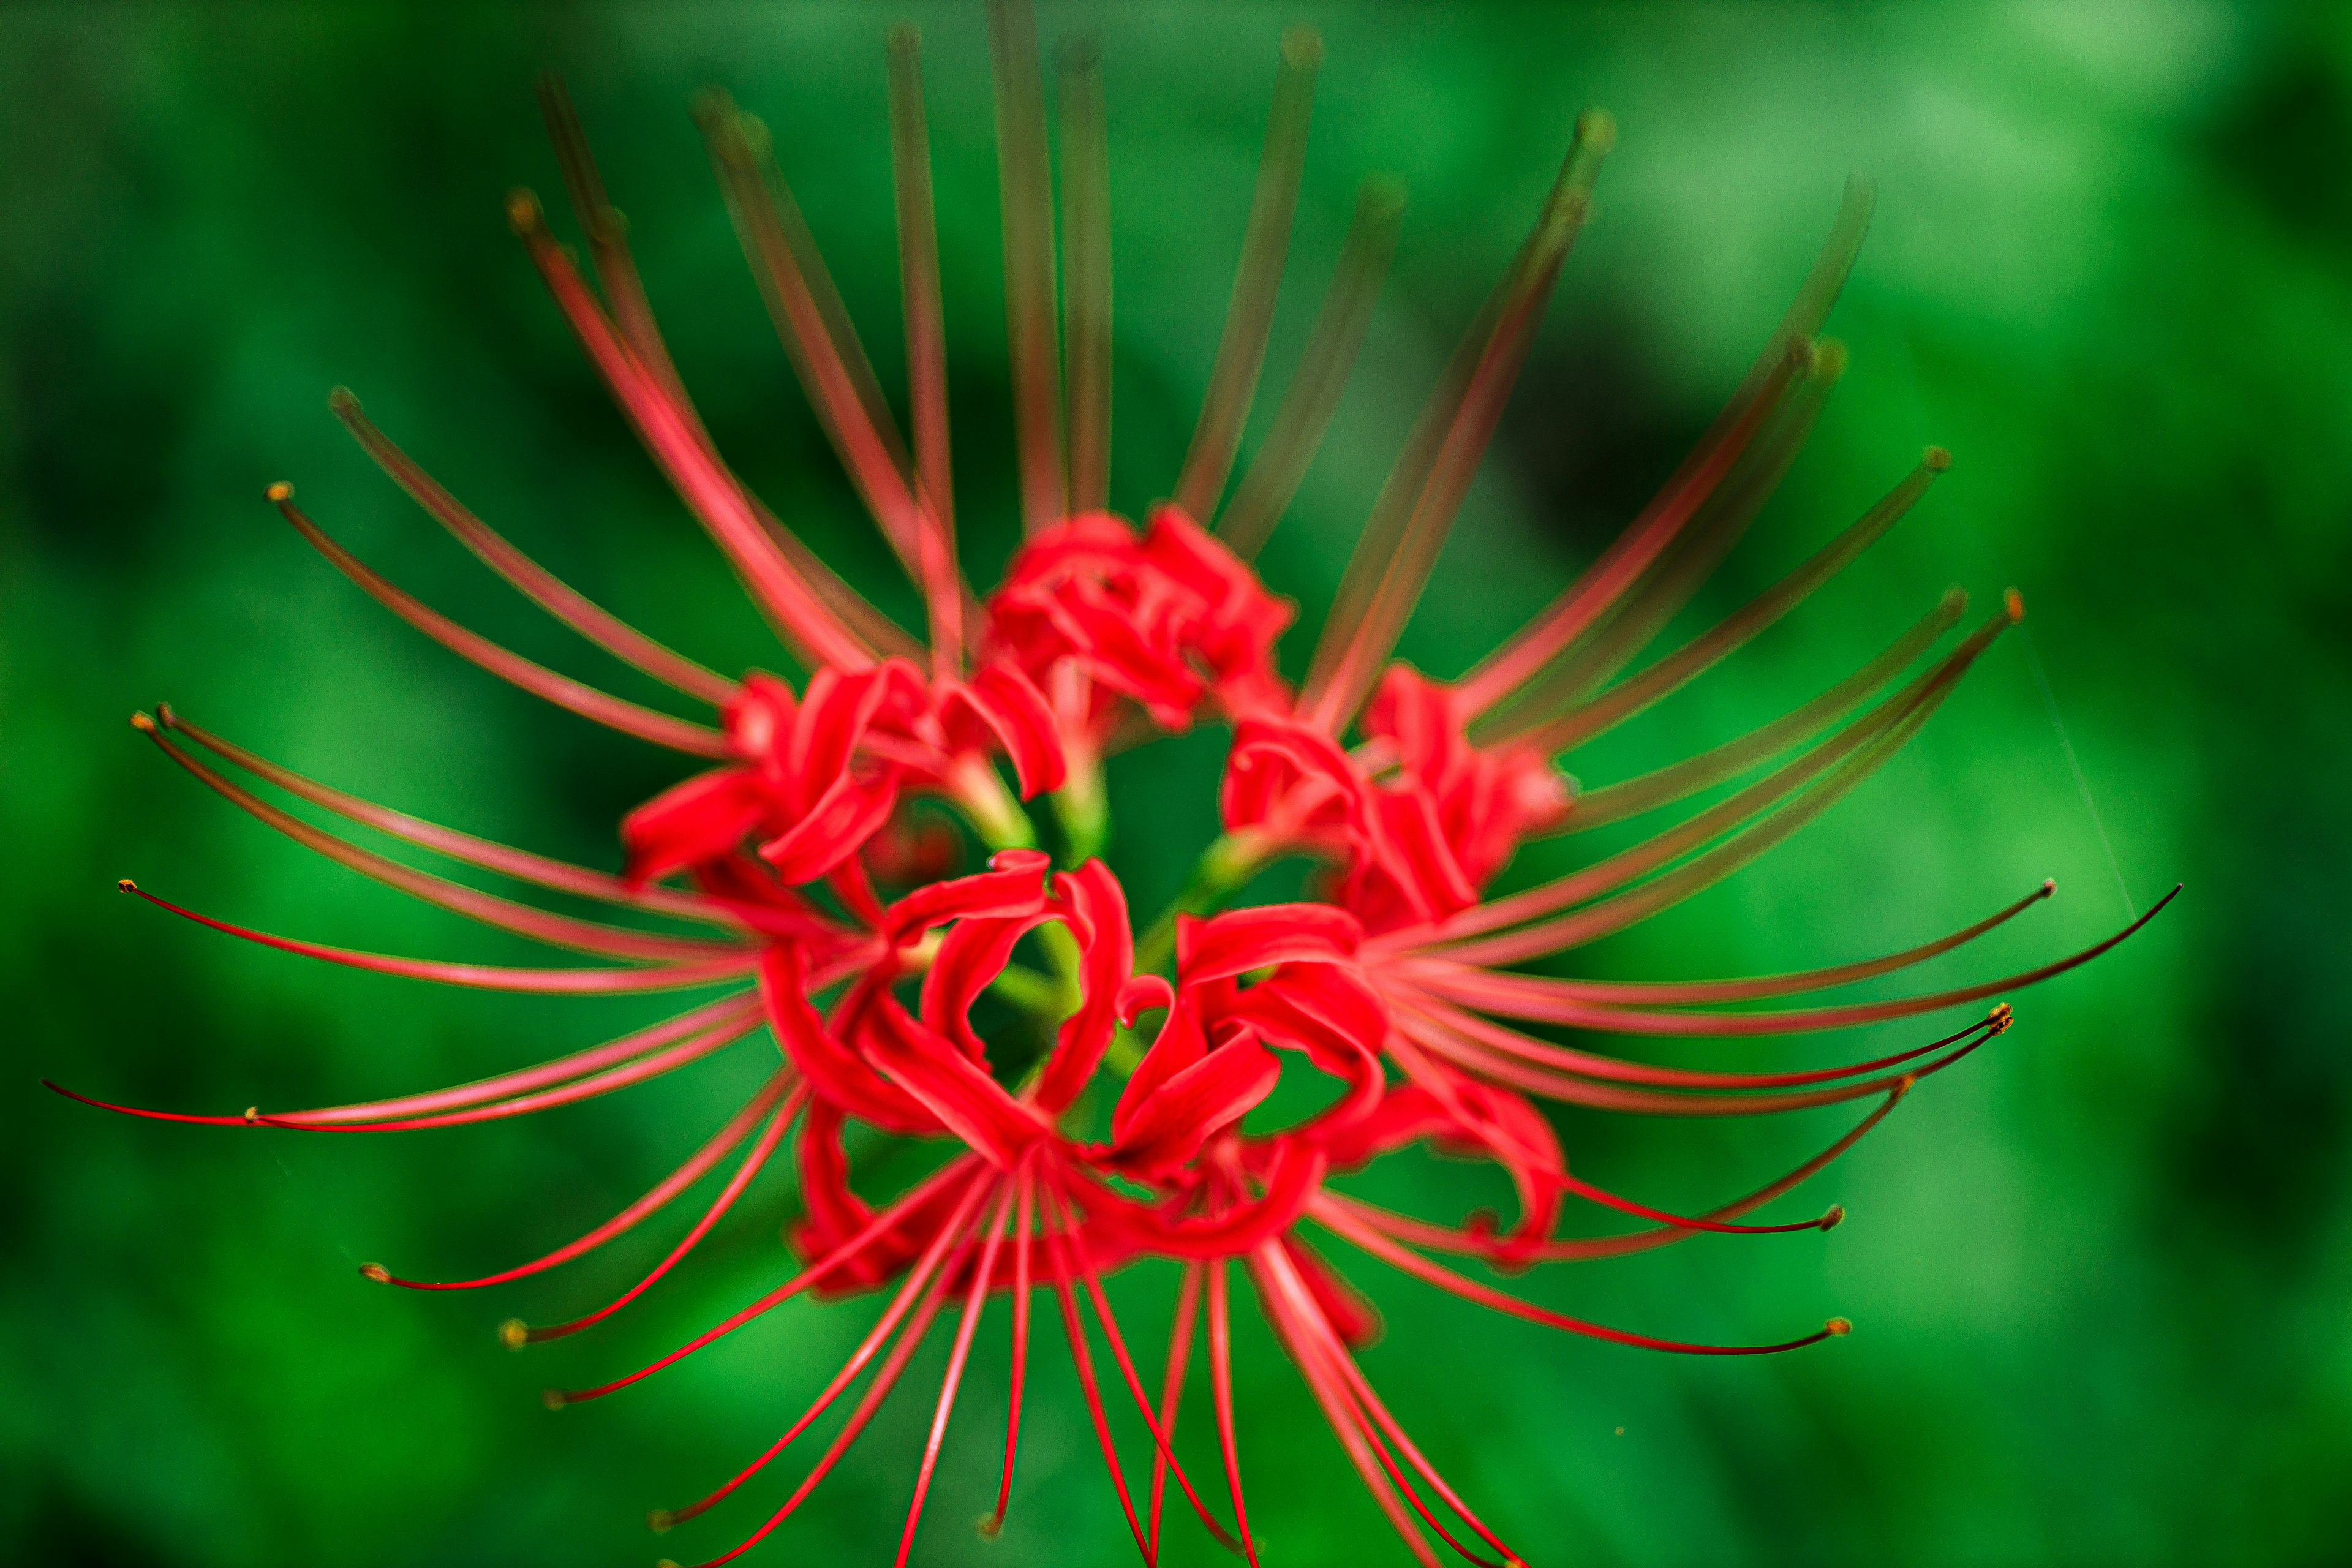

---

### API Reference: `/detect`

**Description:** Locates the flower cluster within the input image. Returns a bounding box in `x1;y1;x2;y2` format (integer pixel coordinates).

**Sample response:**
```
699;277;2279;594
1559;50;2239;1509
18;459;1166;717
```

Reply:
58;9;2169;1566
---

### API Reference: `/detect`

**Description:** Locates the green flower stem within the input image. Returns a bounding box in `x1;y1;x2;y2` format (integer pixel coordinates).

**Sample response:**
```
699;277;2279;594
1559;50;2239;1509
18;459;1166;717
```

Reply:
1050;756;1110;865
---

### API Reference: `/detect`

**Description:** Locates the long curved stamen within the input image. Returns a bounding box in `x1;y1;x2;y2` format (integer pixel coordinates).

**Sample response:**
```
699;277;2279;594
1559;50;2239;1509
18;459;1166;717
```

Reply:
1436;892;2176;1038
1039;1187;1156;1564
508;192;891;669
137;718;744;962
274;993;760;1127
1302;111;1614;734
1206;1259;1262;1567
41;1008;757;1136
1335;1086;1911;1264
514;1077;805;1343
1431;597;2021;959
267;488;732;756
1389;989;1999;1096
1388;876;2051;1002
1216;176;1406;560
1147;1262;1204;1555
1044;1180;1242;1551
1460;179;1875;716
1175;27;1321;522
153;706;748;930
1555;587;1968;833
113;879;758;992
1313;1199;1852;1357
1245;1243;1442;1566
329;392;737;706
1397;1005;2003;1116
1517;451;1953;755
989;0;1066;533
660;1275;956;1568
886;26;965;669
695;94;965;649
551;1158;987;1406
360;1057;779;1290
1477;340;1852;743
893;1178;1018;1566
1059;38;1112;514
1261;1245;1517;1567
988;1161;1038;1537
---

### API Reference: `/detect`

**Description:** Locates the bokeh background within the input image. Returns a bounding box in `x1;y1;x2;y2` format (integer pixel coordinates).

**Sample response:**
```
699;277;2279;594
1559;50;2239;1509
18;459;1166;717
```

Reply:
5;2;2348;1564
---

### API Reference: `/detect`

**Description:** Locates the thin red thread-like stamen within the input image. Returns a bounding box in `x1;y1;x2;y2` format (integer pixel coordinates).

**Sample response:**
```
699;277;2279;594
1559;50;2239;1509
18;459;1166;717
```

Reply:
1316;1199;1852;1356
1041;1188;1156;1565
651;1174;995;1526
1175;27;1320;522
1381;877;2051;1001
989;1162;1038;1536
272;1014;763;1134
112;880;757;992
552;1158;986;1408
1214;176;1404;559
366;1057;780;1291
156;707;746;930
1148;1262;1204;1555
270;489;732;757
1389;989;1999;1091
1302;113;1613;734
508;192;884;670
140;721;740;962
1328;1085;1907;1264
1394;1003;2002;1117
661;1273;955;1568
1058;39;1112;514
987;0;1067;534
330;392;737;705
1460;181;1874;717
893;1177;1017;1567
1044;1178;1240;1551
1207;1258;1262;1568
1246;1243;1442;1567
886;26;965;669
521;1077;806;1342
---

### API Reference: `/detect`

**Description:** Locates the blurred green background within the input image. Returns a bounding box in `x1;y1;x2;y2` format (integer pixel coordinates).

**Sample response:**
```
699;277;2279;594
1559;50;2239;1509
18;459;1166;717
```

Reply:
5;2;2347;1564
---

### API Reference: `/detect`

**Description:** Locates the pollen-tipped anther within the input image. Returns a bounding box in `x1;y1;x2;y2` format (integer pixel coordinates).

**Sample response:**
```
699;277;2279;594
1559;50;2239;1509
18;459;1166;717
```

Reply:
116;878;136;894
154;701;179;728
646;1507;675;1534
359;1262;391;1284
541;1388;567;1411
1280;24;1324;69
975;1512;1003;1540
1808;336;1849;381
327;385;360;416
264;481;293;503
504;187;545;235
1820;1204;1847;1232
242;1106;260;1123
1826;1317;1853;1337
129;711;156;733
1577;106;1618;152
2003;587;2026;622
1924;443;1953;472
499;1317;529;1351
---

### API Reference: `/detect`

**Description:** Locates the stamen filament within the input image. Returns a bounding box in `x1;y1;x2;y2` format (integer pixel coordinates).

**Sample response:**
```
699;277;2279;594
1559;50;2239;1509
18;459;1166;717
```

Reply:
1215;176;1405;559
893;1178;1017;1566
1207;1259;1262;1568
988;0;1067;533
520;1077;805;1342
1058;38;1112;514
329;391;737;705
1175;28;1322;522
1147;1262;1204;1555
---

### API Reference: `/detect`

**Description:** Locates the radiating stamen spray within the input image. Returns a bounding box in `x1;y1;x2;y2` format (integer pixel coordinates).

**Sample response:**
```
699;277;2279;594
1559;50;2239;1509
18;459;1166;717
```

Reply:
1058;38;1113;514
1175;27;1322;522
1216;175;1405;559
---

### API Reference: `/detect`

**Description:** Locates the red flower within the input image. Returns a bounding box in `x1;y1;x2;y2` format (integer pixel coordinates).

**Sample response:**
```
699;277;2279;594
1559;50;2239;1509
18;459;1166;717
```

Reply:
52;8;2173;1567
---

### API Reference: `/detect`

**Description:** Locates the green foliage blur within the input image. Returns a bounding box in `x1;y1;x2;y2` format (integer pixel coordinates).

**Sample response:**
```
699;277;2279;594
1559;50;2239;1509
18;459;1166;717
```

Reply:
5;2;2346;1564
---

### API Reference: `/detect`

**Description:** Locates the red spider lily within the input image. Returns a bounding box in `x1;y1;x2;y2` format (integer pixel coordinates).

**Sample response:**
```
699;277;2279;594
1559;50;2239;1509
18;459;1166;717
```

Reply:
48;4;2174;1565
